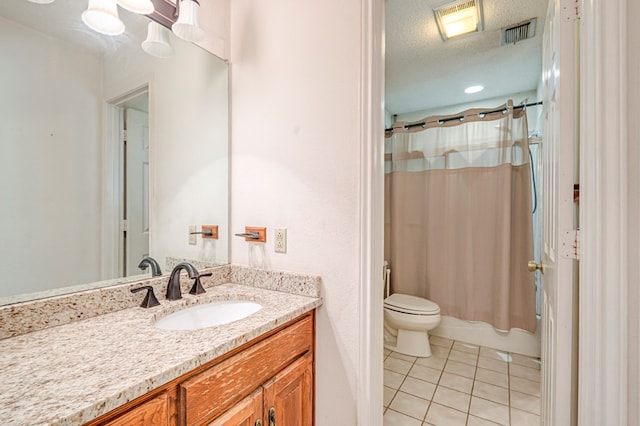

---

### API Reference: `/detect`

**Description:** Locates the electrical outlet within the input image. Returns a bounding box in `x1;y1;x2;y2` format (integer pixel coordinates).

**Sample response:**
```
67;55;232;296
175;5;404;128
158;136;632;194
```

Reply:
188;224;197;245
274;228;287;253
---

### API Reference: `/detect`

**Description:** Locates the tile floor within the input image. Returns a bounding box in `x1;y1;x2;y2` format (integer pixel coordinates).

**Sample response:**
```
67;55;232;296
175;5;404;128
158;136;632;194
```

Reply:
383;336;541;425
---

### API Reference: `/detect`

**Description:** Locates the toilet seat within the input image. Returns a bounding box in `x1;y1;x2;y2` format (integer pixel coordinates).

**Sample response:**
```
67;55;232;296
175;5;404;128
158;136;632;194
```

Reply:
384;293;440;315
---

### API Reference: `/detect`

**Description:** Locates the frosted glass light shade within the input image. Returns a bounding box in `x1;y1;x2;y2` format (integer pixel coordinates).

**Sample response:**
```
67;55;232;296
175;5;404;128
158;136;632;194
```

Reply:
82;0;125;36
117;0;154;15
27;0;56;4
142;21;175;58
171;0;205;42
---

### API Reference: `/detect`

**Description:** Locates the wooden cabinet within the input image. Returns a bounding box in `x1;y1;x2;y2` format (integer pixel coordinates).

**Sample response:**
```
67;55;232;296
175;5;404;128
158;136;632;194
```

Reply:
87;313;314;426
101;390;176;426
209;353;313;426
207;389;262;426
262;353;313;426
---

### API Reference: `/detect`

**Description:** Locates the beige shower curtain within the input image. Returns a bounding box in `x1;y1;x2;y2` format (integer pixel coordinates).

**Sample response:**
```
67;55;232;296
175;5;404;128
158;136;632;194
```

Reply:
384;102;536;332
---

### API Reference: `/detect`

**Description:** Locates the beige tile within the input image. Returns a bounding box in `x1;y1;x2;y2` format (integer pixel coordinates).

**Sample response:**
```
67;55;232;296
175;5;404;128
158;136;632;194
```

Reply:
390;351;418;363
477;356;509;374
415;355;447;370
453;341;480;354
467;415;502;425
510;390;541;415
430;335;454;349
430;345;451;359
384;386;397;407
424;403;467;426
472;381;509;405
385;369;406;389
409;364;443;384
469;397;510;425
443;359;476;379
432;386;471;412
510;376;541;397
389;391;430;421
383;409;423;426
510;407;541;426
475;367;509;388
384;348;392;356
479;346;511;362
448;349;478;366
510;363;541;383
510;353;541;370
438;372;474;394
385;356;414;375
400;376;437;400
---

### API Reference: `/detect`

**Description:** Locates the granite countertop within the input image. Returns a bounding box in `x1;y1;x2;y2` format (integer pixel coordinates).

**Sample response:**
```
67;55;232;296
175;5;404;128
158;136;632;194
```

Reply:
0;283;321;426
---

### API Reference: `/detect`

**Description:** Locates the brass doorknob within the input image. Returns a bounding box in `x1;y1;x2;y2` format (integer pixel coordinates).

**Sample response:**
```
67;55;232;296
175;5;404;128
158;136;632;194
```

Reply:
528;260;544;274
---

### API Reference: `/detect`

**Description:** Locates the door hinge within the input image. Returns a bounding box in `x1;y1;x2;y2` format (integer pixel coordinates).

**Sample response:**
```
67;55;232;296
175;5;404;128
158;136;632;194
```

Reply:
561;0;580;21
121;129;128;141
120;219;128;232
560;228;580;260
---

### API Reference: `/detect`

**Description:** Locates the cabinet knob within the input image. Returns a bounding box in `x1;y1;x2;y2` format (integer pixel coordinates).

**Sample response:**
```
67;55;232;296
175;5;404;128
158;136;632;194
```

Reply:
268;407;276;426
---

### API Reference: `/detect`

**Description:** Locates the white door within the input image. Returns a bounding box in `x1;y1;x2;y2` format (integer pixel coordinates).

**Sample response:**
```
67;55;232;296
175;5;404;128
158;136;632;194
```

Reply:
124;108;150;275
540;0;578;424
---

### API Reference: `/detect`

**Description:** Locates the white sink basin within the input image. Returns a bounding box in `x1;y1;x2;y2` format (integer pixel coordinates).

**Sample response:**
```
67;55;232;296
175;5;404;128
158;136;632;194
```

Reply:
154;300;263;331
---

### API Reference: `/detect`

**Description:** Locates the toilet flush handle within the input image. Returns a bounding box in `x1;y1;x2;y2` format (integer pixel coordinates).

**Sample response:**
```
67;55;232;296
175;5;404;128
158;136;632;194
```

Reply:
527;260;544;274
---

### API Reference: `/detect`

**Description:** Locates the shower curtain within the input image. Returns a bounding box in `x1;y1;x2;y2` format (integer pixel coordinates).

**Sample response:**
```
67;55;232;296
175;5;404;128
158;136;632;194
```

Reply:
384;101;536;332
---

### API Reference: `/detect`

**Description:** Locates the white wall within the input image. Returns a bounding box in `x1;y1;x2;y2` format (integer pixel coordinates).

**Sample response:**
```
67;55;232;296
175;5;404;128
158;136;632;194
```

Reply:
229;1;362;423
102;33;229;270
627;0;640;422
0;17;103;297
196;0;230;60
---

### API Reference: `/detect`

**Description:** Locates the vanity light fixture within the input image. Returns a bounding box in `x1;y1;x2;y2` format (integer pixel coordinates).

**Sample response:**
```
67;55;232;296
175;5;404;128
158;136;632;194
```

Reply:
116;0;154;15
171;0;205;42
142;21;175;58
81;0;125;36
464;85;484;94
27;0;55;4
433;0;483;41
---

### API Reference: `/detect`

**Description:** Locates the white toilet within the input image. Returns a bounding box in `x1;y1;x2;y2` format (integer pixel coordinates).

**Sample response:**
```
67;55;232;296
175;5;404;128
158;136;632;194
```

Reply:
383;263;441;357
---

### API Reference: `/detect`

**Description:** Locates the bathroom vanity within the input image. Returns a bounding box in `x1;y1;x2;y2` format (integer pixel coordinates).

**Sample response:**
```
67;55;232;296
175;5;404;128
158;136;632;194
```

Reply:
88;313;313;426
0;266;321;425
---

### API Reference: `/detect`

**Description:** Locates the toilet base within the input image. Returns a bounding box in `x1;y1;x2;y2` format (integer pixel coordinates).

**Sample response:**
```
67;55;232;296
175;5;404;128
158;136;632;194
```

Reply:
384;329;433;357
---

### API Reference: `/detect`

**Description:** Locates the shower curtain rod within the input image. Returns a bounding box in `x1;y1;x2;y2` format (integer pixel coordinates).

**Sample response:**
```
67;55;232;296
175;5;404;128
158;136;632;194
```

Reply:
385;101;543;133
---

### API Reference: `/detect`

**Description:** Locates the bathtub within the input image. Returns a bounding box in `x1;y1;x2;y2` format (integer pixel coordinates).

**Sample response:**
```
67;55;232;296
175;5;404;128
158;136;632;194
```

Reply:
429;315;541;358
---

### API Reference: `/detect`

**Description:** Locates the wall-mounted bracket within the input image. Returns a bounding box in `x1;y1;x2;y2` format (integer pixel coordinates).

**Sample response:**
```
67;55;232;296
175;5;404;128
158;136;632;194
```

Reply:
235;226;267;243
201;225;219;239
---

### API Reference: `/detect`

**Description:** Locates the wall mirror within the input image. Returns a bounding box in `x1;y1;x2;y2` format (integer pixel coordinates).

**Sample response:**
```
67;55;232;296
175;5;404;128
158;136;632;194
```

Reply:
0;0;229;305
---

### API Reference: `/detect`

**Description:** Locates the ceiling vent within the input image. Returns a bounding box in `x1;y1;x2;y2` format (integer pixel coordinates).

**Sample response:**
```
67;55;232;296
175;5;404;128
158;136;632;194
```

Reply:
501;18;537;45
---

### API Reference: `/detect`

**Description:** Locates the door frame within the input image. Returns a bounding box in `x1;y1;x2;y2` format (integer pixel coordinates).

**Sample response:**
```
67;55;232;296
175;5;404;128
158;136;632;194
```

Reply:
358;0;632;424
357;1;385;425
102;85;150;280
578;0;630;424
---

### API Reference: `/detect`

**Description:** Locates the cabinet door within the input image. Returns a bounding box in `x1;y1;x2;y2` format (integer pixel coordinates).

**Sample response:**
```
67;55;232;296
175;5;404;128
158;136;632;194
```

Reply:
263;353;313;426
207;389;263;426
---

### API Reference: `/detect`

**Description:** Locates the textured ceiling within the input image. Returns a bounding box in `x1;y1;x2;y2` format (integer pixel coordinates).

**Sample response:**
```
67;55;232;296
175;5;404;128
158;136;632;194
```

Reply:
385;0;549;114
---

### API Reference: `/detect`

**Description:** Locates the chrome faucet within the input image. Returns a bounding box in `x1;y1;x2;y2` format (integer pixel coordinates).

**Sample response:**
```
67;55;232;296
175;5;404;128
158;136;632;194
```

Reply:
138;256;163;277
166;262;199;300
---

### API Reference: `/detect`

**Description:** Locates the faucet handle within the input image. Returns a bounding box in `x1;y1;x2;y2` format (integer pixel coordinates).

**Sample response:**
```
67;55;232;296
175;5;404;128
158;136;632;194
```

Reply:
131;286;161;308
189;272;212;295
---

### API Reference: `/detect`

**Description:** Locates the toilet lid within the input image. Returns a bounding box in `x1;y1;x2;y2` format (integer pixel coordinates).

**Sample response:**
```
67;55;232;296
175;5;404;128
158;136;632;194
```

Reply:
384;293;440;314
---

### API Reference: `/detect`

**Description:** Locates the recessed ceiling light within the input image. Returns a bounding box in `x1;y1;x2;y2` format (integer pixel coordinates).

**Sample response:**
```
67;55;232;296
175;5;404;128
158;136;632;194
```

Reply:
465;85;484;94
